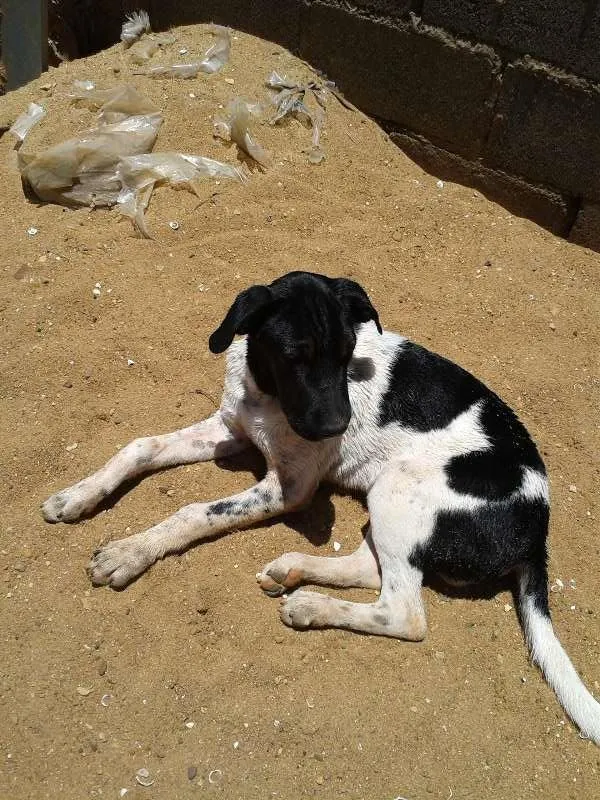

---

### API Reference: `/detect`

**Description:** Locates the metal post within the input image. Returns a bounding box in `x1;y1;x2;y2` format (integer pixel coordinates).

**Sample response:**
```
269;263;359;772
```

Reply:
3;0;49;91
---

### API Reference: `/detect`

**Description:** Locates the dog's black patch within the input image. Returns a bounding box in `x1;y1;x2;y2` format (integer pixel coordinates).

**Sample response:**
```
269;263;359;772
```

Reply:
379;341;545;500
207;498;253;518
446;396;545;500
348;356;375;383
410;497;550;606
379;341;489;430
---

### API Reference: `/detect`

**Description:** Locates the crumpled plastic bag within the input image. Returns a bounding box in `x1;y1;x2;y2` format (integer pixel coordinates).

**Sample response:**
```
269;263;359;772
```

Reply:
121;10;151;47
17;81;243;237
116;152;244;237
19;112;163;207
138;25;230;78
213;99;271;168
9;102;47;142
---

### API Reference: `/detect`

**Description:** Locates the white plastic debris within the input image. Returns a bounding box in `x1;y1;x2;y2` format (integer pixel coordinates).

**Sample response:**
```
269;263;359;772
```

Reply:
100;693;113;706
121;10;151;48
214;99;271;168
116;151;243;238
137;25;231;78
19;86;163;208
550;577;564;593
169;220;180;230
9;103;47;142
73;79;95;92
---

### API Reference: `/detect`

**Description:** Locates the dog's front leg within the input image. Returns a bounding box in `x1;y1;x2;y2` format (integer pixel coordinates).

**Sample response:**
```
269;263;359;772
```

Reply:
42;412;247;523
87;470;308;588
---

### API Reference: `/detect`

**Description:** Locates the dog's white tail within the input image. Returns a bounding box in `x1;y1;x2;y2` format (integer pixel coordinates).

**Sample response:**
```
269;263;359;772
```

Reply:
519;566;600;744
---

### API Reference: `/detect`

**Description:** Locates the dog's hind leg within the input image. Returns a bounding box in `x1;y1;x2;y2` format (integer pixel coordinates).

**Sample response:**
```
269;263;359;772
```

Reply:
278;466;432;640
41;412;248;523
257;531;381;596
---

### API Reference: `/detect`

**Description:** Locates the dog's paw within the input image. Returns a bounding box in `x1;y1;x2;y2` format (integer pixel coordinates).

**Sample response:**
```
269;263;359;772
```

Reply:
256;552;305;597
279;591;330;629
41;481;102;523
87;536;152;589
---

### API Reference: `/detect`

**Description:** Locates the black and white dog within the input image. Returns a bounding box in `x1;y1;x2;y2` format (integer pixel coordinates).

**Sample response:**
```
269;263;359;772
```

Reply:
42;271;600;742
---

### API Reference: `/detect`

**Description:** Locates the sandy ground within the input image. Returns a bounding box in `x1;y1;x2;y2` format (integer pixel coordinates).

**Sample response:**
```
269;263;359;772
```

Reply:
0;24;599;800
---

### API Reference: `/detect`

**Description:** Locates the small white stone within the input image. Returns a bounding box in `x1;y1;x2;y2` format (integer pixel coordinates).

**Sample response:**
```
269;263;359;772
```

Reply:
26;227;39;236
233;741;239;749
127;358;135;366
436;179;444;189
503;603;512;612
66;443;78;452
185;720;195;728
569;484;577;493
333;541;341;552
224;77;235;85
169;220;180;230
179;48;188;55
92;287;101;298
119;790;128;798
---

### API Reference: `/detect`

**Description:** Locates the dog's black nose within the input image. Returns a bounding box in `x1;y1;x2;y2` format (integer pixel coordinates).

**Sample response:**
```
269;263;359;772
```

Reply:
317;420;348;439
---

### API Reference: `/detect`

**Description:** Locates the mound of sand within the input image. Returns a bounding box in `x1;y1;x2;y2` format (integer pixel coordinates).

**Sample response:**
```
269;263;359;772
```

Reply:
0;23;599;800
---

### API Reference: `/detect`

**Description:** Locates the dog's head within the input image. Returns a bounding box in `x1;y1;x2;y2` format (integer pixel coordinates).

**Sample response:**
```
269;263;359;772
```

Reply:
209;271;381;441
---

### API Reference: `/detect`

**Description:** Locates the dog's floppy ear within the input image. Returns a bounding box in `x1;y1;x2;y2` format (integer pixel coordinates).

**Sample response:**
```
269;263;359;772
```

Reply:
332;278;382;334
209;285;274;353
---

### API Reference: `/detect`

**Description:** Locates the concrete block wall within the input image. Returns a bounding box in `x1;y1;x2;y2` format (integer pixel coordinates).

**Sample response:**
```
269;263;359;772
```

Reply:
14;1;600;249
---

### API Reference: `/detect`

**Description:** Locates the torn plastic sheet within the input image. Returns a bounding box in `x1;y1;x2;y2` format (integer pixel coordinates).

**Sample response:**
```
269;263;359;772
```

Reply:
68;83;159;124
9;103;47;142
266;71;329;163
19;112;163;207
138;25;231;78
116;152;244;237
213;99;271;168
121;10;151;47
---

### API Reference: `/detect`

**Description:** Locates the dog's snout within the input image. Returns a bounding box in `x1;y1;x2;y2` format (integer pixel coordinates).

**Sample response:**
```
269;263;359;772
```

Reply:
316;418;349;439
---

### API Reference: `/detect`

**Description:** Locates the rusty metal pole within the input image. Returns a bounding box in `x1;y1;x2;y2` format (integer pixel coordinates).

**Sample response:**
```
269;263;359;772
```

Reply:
3;0;49;90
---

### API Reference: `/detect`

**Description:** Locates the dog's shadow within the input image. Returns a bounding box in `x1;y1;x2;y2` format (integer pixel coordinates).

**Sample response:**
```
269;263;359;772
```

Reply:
216;447;337;547
91;448;518;604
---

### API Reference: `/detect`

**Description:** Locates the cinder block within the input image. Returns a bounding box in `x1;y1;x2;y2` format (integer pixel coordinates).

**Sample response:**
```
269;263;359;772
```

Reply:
575;8;600;84
300;2;501;157
149;0;303;53
422;1;587;73
484;61;600;200
389;130;574;236
569;201;600;251
338;1;415;18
